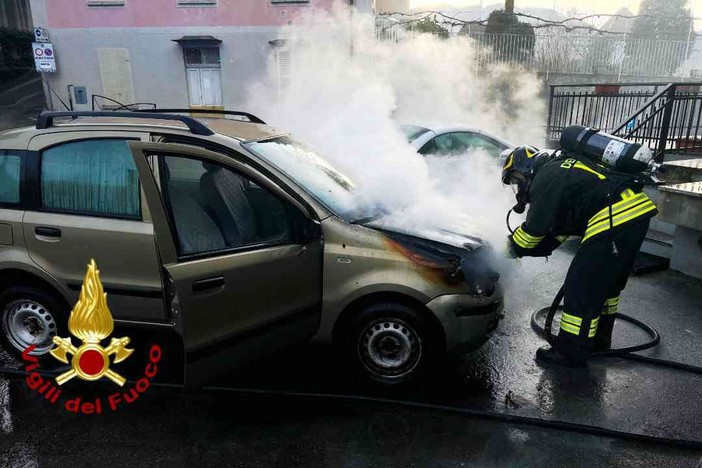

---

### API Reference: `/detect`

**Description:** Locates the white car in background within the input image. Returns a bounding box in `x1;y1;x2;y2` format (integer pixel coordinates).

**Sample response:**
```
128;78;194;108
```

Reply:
401;124;514;162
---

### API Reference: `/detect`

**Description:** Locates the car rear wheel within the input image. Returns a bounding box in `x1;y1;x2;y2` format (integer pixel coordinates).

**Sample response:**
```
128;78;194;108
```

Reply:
0;286;67;363
346;302;441;385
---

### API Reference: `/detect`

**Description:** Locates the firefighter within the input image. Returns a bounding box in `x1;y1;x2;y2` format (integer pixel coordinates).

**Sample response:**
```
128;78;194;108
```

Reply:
502;145;658;367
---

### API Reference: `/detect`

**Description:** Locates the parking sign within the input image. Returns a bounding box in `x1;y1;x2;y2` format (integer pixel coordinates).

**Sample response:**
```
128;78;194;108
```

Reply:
33;42;57;73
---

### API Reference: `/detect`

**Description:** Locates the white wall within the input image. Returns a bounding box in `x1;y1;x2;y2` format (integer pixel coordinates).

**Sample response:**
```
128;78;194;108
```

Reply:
43;26;285;111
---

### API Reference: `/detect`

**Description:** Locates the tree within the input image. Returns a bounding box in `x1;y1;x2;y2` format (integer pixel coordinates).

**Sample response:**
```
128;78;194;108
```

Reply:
626;0;693;75
409;15;450;39
485;10;535;64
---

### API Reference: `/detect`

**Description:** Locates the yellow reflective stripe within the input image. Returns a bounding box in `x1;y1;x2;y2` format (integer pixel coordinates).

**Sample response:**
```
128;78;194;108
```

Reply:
573;162;607;180
512;231;535;249
587;199;654;232
583;201;657;242
605;297;620;306
621;189;635;199
555;235;569;243
561;312;582;326
560;321;580;335
602;307;618;315
512;227;544;249
588;193;651;227
516;226;544;243
588;317;600;338
503;154;514;171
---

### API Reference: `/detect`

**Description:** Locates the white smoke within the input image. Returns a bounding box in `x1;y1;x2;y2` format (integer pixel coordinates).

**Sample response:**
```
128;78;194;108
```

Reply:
245;5;546;247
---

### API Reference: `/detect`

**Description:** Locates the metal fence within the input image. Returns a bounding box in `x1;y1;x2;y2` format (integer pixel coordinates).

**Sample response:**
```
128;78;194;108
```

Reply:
375;22;700;78
470;33;695;78
547;83;702;160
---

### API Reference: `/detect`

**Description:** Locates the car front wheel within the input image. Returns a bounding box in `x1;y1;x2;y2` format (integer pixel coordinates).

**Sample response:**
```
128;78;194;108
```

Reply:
346;302;441;385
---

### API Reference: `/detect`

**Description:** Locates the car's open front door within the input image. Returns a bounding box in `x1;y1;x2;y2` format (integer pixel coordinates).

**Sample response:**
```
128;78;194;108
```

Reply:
128;141;323;388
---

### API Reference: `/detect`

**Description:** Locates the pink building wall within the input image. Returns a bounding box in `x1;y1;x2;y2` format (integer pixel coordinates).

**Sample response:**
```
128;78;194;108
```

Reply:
46;0;337;29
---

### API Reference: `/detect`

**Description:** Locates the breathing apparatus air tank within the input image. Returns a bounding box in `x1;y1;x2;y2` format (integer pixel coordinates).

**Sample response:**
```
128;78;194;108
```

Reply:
560;125;656;174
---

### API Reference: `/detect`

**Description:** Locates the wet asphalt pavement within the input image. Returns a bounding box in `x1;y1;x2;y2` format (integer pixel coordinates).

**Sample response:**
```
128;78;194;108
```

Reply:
1;244;702;467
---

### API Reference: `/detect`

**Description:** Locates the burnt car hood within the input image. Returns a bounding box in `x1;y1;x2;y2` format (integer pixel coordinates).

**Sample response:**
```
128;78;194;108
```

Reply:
363;219;498;295
363;219;484;251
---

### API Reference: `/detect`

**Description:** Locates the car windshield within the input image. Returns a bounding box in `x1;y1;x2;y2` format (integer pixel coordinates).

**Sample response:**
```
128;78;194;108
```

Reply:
400;125;431;142
243;136;368;221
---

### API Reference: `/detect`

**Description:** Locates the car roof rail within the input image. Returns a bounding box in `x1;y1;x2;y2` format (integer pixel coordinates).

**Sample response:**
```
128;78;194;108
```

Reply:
35;111;215;136
134;108;266;125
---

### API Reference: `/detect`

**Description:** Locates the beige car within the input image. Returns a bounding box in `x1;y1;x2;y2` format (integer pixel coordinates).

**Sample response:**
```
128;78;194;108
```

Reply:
0;110;503;385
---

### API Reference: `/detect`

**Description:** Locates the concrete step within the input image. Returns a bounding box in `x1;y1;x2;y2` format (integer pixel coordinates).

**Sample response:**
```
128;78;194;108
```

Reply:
661;158;702;184
641;228;674;259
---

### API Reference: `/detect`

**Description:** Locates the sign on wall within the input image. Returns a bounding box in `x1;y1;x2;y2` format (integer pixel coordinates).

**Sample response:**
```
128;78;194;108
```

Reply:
33;42;57;73
34;27;51;43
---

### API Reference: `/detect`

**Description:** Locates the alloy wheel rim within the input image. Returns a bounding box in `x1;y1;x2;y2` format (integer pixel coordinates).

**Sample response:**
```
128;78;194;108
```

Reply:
1;299;57;355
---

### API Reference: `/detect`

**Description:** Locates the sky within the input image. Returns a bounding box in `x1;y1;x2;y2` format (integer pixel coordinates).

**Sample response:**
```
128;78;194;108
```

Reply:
409;0;702;16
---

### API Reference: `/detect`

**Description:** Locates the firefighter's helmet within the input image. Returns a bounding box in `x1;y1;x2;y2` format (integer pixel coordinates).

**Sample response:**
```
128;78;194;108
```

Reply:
501;145;548;184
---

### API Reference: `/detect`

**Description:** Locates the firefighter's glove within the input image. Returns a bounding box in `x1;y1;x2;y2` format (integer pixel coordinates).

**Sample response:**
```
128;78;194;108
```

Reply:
504;236;520;259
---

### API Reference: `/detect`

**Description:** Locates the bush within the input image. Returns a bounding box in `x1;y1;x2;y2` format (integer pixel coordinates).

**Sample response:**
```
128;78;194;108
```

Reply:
0;28;34;69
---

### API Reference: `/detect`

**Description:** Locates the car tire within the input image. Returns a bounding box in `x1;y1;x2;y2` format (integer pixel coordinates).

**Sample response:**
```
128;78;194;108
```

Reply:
345;302;442;385
0;286;67;365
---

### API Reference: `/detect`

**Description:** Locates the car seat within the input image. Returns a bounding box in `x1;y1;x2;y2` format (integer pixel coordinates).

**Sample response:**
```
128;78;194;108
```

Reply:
199;162;257;247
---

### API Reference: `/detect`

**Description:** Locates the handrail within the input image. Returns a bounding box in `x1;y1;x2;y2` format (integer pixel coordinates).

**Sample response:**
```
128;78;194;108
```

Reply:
612;83;675;134
91;94;157;111
113;102;157;111
92;94;123;111
35;111;214;136
135;108;266;124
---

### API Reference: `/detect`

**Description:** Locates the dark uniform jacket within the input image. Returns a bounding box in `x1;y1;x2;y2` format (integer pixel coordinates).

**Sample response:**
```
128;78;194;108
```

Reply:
510;155;658;258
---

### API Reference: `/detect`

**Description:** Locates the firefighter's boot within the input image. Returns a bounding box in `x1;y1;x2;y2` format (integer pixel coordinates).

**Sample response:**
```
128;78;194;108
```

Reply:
536;345;587;368
593;314;616;352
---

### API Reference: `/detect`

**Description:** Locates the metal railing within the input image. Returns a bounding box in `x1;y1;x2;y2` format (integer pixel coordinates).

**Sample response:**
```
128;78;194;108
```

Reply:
91;94;156;111
470;33;695;78
375;22;701;78
547;83;702;161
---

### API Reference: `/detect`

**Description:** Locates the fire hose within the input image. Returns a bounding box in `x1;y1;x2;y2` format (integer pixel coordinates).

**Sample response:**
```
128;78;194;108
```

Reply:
507;207;702;375
0;208;698;452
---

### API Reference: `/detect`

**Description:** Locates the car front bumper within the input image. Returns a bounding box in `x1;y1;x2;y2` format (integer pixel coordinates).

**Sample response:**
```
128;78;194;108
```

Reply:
425;289;504;355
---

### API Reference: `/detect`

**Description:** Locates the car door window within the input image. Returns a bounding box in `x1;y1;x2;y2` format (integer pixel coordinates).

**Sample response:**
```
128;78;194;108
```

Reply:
419;132;508;158
159;155;294;257
419;133;460;155
0;152;21;205
41;139;140;218
452;132;508;158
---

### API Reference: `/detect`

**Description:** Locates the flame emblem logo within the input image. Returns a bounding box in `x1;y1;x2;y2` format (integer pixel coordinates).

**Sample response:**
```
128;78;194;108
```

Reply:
49;259;133;386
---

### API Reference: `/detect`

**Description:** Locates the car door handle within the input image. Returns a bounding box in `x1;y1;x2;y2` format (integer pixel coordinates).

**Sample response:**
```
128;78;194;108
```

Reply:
192;276;225;293
35;226;61;239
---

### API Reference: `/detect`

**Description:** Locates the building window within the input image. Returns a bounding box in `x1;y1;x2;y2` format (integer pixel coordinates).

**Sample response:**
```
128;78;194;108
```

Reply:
183;47;223;108
177;0;217;6
86;0;126;7
275;49;291;98
184;47;221;68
